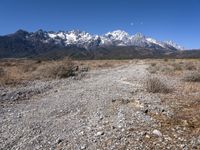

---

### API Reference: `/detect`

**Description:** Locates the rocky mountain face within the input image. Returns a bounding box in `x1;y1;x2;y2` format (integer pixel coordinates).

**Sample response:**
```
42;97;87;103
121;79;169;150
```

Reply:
0;29;184;58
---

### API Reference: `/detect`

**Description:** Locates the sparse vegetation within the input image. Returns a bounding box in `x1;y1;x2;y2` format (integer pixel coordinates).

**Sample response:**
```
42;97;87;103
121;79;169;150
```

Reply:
184;62;197;70
0;58;78;86
0;59;131;86
0;67;5;77
145;77;171;93
147;59;200;77
183;71;200;82
1;59;200;149
33;58;77;79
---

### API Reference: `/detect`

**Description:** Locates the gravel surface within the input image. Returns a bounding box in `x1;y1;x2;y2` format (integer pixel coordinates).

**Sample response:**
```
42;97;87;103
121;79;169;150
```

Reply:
0;62;199;149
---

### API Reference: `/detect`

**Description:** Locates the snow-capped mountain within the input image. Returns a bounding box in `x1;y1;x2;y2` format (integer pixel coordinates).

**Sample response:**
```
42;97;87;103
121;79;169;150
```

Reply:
0;29;185;58
11;29;183;50
164;40;185;50
100;30;184;50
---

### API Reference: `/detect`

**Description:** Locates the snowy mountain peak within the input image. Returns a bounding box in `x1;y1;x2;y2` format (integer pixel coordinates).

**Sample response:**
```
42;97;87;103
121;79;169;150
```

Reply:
133;33;145;38
105;30;129;41
165;40;184;50
10;29;184;50
105;30;129;36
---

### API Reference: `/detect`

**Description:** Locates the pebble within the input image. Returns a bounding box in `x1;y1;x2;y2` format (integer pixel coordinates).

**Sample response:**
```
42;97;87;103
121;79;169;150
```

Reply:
144;109;149;114
112;99;116;102
152;129;162;137
80;145;86;149
57;138;63;144
96;131;104;136
99;116;103;120
1;92;6;96
145;134;150;138
80;131;84;135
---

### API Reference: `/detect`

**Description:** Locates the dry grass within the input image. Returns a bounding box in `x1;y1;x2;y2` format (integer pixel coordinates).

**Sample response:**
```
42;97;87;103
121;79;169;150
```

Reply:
145;77;171;93
33;59;76;79
145;59;200;140
74;59;132;70
154;84;200;138
0;59;132;86
147;59;200;77
182;71;200;82
0;58;77;86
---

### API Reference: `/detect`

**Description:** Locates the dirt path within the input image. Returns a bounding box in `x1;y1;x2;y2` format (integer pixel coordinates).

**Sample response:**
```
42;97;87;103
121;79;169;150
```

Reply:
0;62;196;149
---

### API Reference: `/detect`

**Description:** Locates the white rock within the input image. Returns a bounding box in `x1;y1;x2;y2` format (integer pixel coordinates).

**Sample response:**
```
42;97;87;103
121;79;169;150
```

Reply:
145;134;150;138
80;145;86;149
152;129;162;137
96;131;104;136
80;131;84;135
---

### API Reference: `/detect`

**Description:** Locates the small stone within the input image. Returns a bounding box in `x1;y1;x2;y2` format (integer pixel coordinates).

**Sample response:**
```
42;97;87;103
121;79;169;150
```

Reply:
96;131;104;136
112;126;116;129
80;131;84;135
152;129;162;137
99;116;103;120
182;120;189;126
144;109;148;114
57;139;63;144
103;121;109;125
17;113;22;118
1;93;6;96
145;134;150;138
80;145;86;149
112;99;116;102
121;99;130;104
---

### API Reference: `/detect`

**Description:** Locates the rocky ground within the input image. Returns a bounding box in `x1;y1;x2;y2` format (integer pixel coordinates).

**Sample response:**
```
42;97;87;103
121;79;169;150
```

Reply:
0;60;200;150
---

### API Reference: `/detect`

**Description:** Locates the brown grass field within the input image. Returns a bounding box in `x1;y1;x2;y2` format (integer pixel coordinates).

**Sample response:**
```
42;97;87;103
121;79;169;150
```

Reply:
0;58;132;86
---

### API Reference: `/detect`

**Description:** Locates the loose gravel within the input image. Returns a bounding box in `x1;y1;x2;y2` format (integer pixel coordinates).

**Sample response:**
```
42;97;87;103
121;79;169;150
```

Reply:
0;62;199;149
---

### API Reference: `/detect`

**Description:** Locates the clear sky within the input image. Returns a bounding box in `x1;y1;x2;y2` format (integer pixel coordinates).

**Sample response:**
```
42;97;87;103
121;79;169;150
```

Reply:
0;0;199;49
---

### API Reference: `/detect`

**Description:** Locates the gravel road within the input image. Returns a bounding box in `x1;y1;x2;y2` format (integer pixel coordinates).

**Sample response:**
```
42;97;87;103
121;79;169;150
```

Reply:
0;62;198;149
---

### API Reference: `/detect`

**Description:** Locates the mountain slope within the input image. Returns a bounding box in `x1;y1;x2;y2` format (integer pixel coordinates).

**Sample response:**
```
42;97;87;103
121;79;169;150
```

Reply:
0;29;184;58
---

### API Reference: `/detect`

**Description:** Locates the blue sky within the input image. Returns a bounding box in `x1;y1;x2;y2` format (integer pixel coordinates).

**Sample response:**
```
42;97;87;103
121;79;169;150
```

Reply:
0;0;199;49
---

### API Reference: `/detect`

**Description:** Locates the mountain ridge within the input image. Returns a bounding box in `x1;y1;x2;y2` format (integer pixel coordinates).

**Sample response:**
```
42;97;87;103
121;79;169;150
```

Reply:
1;29;184;50
0;29;189;59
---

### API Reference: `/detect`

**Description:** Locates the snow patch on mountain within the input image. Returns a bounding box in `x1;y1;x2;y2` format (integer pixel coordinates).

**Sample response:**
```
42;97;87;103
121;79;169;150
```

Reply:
146;38;165;48
165;40;184;50
14;29;184;50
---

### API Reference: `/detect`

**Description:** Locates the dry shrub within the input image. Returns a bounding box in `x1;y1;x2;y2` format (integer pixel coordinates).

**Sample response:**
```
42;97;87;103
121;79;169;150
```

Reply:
184;62;196;70
0;67;5;77
33;58;77;79
181;82;200;94
160;65;174;74
148;63;158;74
148;61;175;75
163;58;168;62
22;63;37;73
183;71;200;82
148;67;157;74
145;77;171;93
0;67;23;86
150;63;156;67
0;58;78;86
172;63;182;71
